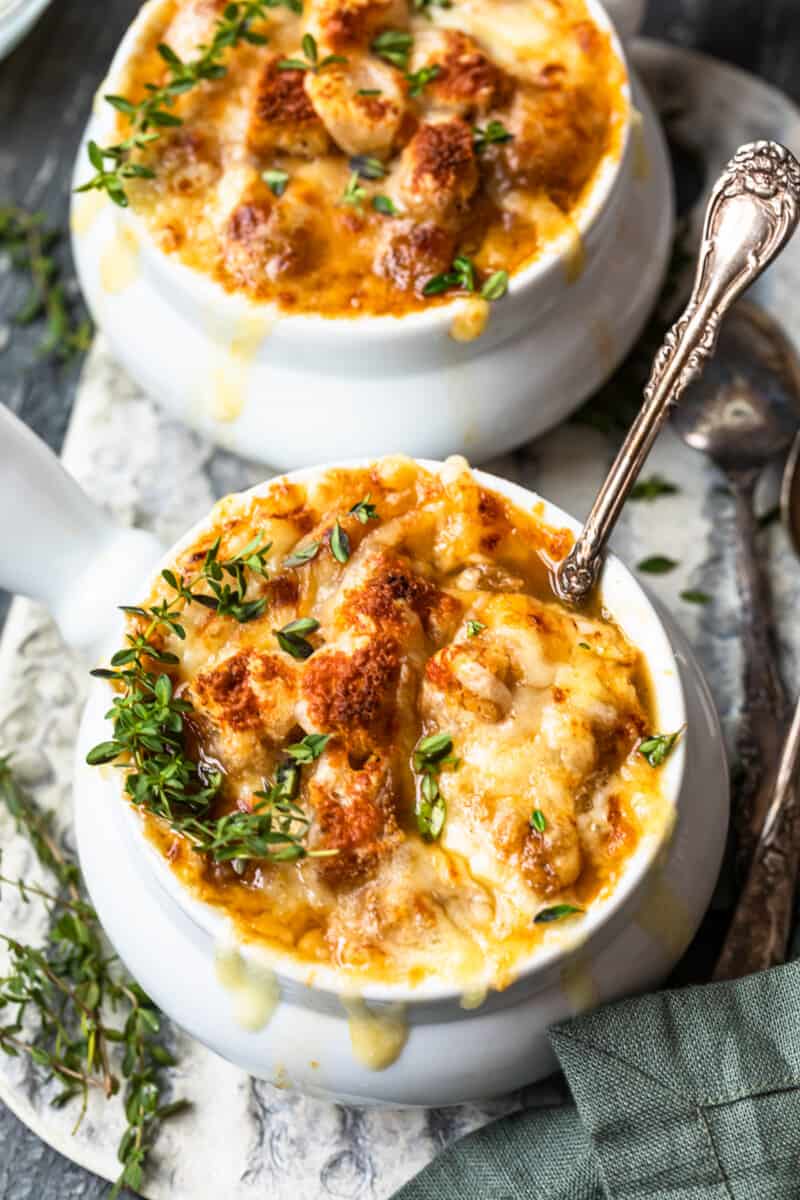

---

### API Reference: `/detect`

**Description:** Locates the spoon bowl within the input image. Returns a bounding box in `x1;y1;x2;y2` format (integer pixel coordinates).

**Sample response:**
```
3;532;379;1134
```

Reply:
672;300;800;473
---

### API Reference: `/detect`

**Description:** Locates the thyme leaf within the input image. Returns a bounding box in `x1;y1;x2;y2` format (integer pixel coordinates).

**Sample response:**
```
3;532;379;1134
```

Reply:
637;555;678;575
330;520;351;563
534;904;583;924
371;29;413;69
629;474;679;502
275;616;320;659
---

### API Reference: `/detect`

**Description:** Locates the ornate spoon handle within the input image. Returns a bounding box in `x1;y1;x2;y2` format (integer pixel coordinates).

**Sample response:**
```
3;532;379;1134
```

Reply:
556;140;800;605
714;694;800;979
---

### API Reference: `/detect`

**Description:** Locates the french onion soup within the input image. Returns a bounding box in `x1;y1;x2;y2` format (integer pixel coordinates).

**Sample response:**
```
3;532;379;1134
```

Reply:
96;0;628;316
90;459;679;990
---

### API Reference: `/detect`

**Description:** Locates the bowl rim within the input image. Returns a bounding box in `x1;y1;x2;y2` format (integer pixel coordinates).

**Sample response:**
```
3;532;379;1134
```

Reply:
71;0;633;341
94;456;688;1005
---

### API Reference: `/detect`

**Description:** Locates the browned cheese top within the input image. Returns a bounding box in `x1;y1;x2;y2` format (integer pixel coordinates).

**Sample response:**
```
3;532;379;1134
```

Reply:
115;0;628;316
132;458;668;989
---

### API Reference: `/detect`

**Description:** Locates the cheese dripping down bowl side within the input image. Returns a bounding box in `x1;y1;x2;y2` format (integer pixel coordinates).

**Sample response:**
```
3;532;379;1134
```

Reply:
69;0;674;468
74;456;728;1106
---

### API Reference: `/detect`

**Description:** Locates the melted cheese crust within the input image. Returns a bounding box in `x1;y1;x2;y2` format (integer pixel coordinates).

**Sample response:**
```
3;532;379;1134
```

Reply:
113;0;627;317
135;459;666;989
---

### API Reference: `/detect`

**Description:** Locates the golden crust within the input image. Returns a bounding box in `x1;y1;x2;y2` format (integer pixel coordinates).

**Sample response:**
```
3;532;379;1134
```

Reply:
410;30;512;116
393;118;478;224
247;58;332;159
308;0;409;51
116;0;627;317
137;460;662;985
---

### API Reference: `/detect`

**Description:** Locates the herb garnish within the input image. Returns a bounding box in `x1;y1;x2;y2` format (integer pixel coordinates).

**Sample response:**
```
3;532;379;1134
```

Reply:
77;2;279;208
466;620;485;637
637;555;678;575
87;533;335;865
639;730;682;767
371;29;413;69
534;904;583;924
159;532;272;623
350;494;380;522
283;540;321;568
278;32;347;72
372;195;397;215
480;270;510;301
178;736;331;862
0;206;92;361
412;732;456;841
424;253;475;295
405;63;440;96
473;120;513;153
286;732;331;763
330;520;351;563
274;616;320;659
423;255;509;301
349;154;386;180
530;808;547;833
263;167;290;197
629;474;679;502
341;172;367;207
357;87;382;96
0;758;188;1198
681;589;711;606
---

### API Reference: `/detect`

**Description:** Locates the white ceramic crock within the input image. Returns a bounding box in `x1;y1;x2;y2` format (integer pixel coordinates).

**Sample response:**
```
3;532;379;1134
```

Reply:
70;0;673;469
0;400;728;1105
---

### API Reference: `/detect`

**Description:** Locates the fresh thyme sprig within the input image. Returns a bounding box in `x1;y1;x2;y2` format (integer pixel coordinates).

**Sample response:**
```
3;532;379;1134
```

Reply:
412;732;456;841
0;758;187;1197
76;1;277;208
87;538;338;865
0;206;92;361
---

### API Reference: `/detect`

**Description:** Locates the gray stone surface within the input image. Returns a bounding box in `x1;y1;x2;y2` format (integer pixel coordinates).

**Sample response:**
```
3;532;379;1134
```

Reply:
2;1;800;1196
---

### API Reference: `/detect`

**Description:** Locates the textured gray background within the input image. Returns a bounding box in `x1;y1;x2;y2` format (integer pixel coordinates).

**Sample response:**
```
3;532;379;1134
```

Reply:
2;0;800;1195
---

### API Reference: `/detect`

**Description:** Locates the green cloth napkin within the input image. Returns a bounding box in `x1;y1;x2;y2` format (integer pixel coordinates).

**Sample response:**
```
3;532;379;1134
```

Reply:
394;961;800;1200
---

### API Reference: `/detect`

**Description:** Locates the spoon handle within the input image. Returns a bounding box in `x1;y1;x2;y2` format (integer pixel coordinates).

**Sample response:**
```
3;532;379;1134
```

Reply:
556;140;800;604
730;473;791;881
714;692;800;979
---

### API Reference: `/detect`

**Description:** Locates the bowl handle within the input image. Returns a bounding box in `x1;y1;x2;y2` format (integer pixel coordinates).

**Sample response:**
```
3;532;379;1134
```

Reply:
601;0;645;39
0;405;162;653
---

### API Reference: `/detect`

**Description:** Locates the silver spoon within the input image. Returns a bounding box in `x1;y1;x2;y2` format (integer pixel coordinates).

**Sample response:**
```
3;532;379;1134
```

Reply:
672;300;800;881
724;432;800;974
555;140;800;604
714;435;800;978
